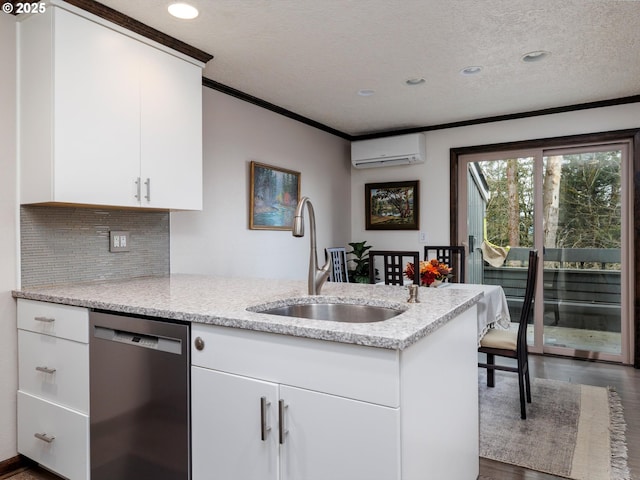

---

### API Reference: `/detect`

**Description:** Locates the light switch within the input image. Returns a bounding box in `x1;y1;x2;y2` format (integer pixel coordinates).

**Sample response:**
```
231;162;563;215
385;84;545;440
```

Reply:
110;231;131;252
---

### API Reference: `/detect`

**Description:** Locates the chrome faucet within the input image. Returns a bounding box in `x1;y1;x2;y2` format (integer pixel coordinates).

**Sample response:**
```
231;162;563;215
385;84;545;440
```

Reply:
292;196;331;295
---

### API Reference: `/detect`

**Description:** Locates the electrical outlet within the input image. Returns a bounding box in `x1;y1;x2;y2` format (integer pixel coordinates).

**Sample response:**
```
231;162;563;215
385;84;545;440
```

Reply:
418;231;427;243
110;231;131;252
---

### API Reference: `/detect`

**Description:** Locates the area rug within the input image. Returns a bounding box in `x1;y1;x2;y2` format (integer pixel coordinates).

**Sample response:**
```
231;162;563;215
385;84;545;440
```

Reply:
479;375;631;480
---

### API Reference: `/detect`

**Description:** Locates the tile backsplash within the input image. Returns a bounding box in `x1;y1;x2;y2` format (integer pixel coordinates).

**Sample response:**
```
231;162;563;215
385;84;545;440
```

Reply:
21;206;169;287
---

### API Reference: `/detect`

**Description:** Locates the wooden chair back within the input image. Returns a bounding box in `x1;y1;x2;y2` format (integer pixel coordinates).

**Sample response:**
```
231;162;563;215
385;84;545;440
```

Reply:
369;250;420;285
517;249;538;358
424;245;466;283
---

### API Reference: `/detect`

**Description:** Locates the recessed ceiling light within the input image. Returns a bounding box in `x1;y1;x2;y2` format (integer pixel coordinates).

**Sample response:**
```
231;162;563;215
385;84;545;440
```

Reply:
168;3;199;19
521;50;551;63
405;78;426;86
357;89;375;97
460;66;483;76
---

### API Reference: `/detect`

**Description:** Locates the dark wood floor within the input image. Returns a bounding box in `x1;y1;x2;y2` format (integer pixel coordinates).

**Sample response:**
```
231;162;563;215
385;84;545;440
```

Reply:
8;355;639;480
479;354;640;480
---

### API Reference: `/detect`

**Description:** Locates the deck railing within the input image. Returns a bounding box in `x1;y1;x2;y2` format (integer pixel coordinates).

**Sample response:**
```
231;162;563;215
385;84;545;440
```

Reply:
483;247;621;332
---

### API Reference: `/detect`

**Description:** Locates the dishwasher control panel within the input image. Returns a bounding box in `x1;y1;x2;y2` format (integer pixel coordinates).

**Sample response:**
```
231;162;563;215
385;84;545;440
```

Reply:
94;325;182;354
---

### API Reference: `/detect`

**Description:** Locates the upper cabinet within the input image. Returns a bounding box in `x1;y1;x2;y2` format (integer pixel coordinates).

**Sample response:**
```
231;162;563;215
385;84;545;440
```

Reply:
18;4;203;210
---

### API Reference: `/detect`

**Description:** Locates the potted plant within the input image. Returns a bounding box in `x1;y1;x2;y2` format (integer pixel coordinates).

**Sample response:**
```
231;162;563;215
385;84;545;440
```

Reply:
347;241;373;283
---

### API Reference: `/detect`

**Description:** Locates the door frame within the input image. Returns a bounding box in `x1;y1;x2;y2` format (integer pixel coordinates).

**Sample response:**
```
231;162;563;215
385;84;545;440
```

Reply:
450;128;640;368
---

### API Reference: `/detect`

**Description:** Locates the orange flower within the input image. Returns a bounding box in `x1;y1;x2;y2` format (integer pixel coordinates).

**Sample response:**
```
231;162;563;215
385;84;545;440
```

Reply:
404;259;452;286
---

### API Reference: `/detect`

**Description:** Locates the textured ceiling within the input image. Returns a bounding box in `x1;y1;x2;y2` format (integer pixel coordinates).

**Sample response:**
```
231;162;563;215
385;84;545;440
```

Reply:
96;0;640;136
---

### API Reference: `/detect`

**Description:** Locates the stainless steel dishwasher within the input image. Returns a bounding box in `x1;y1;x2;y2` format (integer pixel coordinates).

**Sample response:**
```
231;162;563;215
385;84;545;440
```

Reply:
89;311;190;480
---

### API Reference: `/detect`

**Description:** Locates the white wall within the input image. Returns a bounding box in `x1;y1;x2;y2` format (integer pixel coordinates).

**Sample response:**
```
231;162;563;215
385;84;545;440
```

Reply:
170;88;352;280
0;13;18;460
351;103;640;250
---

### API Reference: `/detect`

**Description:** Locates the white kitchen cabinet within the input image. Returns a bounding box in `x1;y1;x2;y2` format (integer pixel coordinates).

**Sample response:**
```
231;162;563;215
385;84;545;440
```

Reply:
191;368;400;480
17;299;90;480
278;384;400;480
18;4;203;210
190;325;403;480
192;368;280;480
140;44;203;210
191;306;479;480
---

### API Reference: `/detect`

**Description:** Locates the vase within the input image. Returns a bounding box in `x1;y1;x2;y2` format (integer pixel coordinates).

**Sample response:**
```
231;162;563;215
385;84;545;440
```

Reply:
429;279;443;288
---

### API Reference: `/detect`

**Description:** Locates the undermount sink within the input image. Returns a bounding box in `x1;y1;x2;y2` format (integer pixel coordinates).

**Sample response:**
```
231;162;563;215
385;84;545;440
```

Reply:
255;302;404;323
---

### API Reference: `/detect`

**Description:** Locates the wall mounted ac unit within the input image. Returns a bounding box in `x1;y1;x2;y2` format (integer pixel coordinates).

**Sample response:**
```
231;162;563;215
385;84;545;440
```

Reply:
351;133;426;169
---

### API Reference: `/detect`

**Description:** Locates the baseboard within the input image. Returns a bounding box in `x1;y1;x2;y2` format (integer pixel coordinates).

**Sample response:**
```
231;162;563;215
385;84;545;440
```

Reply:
0;455;36;476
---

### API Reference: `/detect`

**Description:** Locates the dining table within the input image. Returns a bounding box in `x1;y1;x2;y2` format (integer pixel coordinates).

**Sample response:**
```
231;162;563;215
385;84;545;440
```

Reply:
375;279;511;343
443;283;512;342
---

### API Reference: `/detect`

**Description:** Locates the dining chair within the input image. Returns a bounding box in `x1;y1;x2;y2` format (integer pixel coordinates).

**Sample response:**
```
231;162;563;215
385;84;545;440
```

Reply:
325;247;349;282
368;250;420;285
423;245;466;283
478;249;538;419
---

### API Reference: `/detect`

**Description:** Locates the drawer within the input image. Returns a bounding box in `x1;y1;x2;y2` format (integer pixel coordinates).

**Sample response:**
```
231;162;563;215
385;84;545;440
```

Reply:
18;391;89;480
17;299;89;343
191;324;400;407
19;330;89;413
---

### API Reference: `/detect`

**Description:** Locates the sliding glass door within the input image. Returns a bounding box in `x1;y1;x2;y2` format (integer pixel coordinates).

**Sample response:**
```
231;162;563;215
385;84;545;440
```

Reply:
459;142;631;363
540;146;625;358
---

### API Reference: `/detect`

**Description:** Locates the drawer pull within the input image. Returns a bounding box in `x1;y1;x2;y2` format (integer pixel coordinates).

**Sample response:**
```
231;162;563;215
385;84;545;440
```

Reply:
278;399;288;445
135;177;141;200
34;432;55;443
35;366;56;374
34;316;55;323
260;396;271;441
144;177;151;201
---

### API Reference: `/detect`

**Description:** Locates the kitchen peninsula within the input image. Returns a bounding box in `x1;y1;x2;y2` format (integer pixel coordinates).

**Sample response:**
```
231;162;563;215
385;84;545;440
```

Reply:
14;275;483;480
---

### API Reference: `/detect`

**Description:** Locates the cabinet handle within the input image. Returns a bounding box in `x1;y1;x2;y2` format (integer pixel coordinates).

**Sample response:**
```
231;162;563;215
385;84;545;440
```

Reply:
278;399;288;445
144;178;151;201
34;432;55;444
135;177;141;200
35;366;56;374
34;316;55;323
260;396;271;441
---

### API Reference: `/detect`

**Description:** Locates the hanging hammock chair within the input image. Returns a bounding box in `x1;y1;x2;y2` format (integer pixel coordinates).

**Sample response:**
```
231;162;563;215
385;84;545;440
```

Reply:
480;218;510;268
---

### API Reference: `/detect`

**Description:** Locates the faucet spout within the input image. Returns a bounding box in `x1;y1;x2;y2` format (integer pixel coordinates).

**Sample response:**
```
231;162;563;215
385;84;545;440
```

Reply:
293;196;331;295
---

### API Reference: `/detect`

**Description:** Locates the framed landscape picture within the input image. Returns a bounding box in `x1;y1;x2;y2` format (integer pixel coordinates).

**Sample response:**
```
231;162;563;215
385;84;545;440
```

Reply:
249;161;301;230
365;180;419;230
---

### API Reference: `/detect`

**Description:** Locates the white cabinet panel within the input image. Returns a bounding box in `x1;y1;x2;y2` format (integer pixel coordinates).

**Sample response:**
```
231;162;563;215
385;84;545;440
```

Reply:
17;299;88;343
53;7;141;207
192;367;279;480
280;385;400;480
18;392;89;480
18;330;89;413
191;323;400;407
18;5;203;210
140;46;203;210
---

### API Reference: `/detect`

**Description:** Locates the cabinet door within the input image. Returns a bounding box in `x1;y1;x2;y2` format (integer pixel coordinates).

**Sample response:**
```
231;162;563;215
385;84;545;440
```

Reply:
191;367;279;480
53;8;141;207
280;386;401;480
140;47;202;210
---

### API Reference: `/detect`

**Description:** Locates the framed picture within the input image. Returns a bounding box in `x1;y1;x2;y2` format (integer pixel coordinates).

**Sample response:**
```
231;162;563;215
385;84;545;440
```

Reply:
249;161;301;230
365;180;419;230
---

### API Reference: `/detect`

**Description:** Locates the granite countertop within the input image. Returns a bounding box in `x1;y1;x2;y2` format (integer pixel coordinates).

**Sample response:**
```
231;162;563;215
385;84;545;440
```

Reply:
12;274;483;350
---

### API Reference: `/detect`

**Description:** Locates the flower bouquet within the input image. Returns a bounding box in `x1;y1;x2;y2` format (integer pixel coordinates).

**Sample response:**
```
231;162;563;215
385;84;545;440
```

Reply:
404;259;452;287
